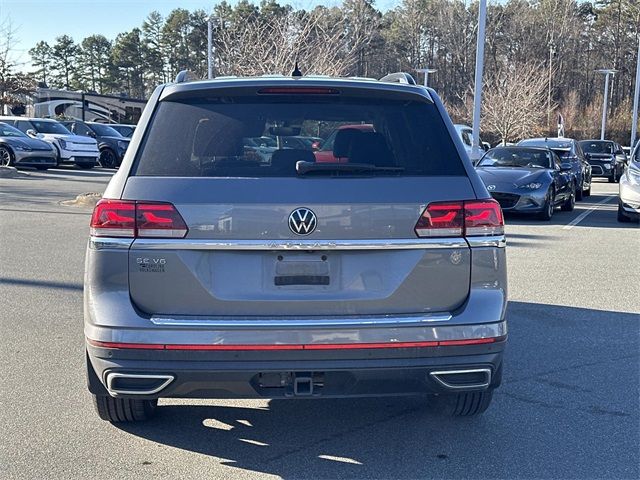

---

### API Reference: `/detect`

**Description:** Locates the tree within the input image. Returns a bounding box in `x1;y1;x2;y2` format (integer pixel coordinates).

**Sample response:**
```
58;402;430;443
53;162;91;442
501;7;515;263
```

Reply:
142;11;166;86
29;41;52;85
51;35;78;89
111;29;145;98
0;19;35;113
482;63;549;144
78;35;112;92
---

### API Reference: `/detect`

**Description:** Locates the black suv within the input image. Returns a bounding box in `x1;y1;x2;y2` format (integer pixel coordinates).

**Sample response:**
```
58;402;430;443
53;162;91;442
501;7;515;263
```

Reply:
579;140;627;183
61;120;130;168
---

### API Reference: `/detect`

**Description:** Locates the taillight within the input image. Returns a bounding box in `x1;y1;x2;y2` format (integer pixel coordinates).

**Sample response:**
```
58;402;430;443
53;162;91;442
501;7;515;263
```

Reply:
90;199;188;238
464;200;504;236
415;199;503;238
90;200;135;237
258;87;339;95
136;203;188;237
415;202;464;237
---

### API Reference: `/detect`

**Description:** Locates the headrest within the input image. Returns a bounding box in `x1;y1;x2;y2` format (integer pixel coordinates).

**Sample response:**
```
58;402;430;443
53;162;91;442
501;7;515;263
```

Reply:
333;128;364;158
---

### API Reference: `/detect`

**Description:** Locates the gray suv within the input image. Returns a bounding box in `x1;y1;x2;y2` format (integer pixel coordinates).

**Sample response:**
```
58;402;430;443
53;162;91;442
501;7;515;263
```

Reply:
85;72;508;422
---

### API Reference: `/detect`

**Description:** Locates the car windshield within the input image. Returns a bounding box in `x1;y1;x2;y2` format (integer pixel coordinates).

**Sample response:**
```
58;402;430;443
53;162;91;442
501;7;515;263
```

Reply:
579;141;613;154
134;96;465;177
520;139;572;149
31;120;72;135
0;123;27;138
90;123;123;137
479;148;551;168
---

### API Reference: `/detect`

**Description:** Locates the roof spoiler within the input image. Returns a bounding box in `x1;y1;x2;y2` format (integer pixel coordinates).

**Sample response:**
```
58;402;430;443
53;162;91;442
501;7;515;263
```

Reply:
379;72;417;85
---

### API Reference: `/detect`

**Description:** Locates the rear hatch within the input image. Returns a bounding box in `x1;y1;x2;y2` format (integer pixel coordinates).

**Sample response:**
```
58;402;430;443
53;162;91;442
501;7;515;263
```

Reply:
123;84;477;317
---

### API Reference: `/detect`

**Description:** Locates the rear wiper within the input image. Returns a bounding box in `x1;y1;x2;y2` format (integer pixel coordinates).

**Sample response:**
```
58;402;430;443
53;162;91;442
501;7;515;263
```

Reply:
296;161;404;175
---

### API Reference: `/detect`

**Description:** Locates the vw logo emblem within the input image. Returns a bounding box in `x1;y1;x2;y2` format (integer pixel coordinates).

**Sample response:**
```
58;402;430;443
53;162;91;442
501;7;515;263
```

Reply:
288;208;317;235
486;185;496;191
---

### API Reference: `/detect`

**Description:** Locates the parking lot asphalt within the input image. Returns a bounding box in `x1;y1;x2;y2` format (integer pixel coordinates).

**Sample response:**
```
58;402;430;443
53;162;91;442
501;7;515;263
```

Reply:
1;167;638;479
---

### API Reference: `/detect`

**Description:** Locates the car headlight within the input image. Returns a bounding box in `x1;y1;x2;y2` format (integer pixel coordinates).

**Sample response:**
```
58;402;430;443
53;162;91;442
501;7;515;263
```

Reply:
117;141;128;151
58;139;67;149
519;182;543;190
13;144;32;151
604;163;612;169
628;166;640;186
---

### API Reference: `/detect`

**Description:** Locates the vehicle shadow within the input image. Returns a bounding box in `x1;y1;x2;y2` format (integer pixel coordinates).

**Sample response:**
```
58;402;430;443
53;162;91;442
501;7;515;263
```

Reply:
505;193;638;229
115;302;639;479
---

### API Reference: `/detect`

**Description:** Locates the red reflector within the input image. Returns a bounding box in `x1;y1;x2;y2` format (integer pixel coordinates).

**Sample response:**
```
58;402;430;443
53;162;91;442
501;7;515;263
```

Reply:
87;337;501;350
87;339;165;350
438;337;497;346
258;87;339;95
90;199;188;239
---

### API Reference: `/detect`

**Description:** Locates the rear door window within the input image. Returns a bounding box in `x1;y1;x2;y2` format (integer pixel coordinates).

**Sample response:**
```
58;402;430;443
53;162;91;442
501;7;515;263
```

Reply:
133;96;465;177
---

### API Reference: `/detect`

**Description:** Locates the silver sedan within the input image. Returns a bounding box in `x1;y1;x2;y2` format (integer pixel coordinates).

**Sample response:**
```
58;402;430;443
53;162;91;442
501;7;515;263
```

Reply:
0;122;57;170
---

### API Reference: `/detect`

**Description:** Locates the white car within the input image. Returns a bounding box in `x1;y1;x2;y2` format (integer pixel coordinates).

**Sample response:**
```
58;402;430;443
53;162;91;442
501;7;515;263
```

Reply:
0;116;99;168
454;124;490;163
618;142;640;222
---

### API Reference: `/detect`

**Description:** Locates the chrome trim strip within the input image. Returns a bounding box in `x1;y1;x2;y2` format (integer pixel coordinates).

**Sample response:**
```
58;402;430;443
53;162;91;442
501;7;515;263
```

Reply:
89;237;134;250
430;368;492;390
466;235;506;248
151;313;453;328
105;373;174;396
132;237;468;251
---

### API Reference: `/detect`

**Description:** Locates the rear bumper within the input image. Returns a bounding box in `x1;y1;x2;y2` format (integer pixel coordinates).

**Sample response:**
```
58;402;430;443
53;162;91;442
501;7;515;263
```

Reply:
87;339;506;399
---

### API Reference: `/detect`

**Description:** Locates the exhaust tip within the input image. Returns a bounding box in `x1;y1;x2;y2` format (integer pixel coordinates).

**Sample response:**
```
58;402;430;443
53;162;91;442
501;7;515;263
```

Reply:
429;368;491;390
105;372;174;396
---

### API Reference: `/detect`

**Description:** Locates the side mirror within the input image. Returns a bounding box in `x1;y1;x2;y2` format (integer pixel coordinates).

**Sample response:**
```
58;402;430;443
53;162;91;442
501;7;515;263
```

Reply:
88;131;97;138
26;129;37;137
584;152;591;160
560;163;572;171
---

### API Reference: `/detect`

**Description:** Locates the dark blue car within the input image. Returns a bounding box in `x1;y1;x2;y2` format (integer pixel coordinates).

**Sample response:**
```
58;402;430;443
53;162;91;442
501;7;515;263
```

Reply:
518;137;592;200
476;146;576;220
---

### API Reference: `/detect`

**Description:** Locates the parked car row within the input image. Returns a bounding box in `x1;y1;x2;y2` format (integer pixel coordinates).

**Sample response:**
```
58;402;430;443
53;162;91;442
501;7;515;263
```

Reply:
475;136;638;223
0;116;136;170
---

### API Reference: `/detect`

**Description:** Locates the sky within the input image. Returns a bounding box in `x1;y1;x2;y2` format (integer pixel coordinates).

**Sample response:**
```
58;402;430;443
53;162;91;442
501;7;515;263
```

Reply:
1;0;399;68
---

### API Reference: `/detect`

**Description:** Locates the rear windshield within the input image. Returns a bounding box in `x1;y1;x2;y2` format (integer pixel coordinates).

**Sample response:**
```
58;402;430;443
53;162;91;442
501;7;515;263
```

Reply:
133;96;465;177
579;141;613;154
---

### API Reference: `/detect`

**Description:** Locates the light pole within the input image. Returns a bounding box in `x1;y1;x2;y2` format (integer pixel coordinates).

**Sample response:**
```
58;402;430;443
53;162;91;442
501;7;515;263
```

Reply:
416;67;437;88
471;0;487;161
631;38;640;149
547;42;556;135
597;68;617;140
207;15;220;79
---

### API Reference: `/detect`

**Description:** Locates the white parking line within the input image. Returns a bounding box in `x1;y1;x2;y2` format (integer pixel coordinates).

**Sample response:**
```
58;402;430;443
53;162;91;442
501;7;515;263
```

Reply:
562;195;616;230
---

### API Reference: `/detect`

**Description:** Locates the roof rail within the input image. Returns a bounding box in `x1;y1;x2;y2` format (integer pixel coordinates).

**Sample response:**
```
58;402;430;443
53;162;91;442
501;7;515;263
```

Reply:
174;70;199;83
379;72;417;85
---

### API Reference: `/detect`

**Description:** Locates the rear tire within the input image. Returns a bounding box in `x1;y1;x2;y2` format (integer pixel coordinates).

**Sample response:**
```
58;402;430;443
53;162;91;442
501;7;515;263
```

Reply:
576;181;584;201
92;394;158;422
431;390;494;416
561;183;576;211
617;202;631;223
